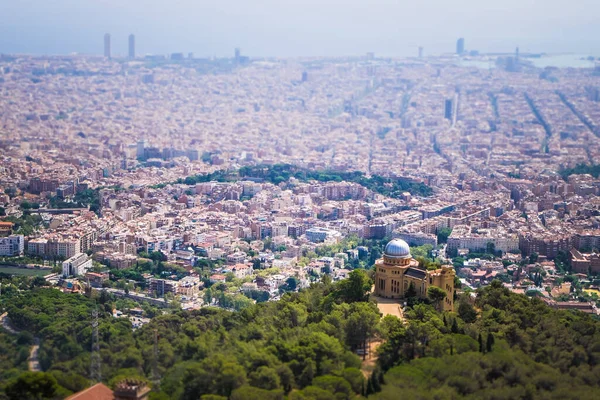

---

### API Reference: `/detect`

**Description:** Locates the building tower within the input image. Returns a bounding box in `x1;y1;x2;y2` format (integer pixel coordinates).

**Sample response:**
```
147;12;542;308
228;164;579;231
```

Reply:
444;98;454;120
418;46;424;58
234;48;241;63
456;37;465;55
128;34;135;59
136;140;145;160
104;33;111;59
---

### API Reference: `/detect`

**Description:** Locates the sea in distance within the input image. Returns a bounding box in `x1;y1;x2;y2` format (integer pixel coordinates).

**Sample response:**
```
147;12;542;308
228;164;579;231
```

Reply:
458;53;598;69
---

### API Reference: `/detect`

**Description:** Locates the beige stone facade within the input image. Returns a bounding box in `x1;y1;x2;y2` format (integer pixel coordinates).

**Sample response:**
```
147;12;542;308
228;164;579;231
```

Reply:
374;239;455;311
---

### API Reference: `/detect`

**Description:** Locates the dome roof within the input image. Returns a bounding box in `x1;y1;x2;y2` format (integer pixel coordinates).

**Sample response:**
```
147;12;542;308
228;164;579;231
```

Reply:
384;239;411;258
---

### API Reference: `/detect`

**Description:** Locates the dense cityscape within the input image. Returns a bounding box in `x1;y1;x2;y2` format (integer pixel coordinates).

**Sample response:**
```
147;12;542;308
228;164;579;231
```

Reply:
1;32;600;399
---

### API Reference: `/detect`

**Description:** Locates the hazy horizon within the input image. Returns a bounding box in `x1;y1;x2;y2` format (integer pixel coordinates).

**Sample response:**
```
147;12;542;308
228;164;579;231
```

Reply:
1;0;599;58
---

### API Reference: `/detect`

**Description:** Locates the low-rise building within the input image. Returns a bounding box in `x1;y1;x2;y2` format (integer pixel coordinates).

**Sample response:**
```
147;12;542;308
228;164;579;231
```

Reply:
0;222;14;237
232;263;253;279
85;271;109;287
176;276;203;296
570;249;600;274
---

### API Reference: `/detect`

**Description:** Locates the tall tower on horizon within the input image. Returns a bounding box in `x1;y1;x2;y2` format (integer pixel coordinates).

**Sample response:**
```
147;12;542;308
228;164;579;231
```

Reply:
456;37;465;55
128;34;135;59
444;98;454;120
418;46;424;58
104;33;111;59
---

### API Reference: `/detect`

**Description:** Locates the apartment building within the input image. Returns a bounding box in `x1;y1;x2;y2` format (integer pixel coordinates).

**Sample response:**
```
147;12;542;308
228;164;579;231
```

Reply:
148;278;178;297
447;225;519;254
62;253;92;277
0;234;24;256
28;237;81;259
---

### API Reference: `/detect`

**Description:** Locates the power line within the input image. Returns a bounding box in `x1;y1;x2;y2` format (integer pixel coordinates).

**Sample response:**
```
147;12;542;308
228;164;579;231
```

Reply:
90;308;101;383
152;328;160;390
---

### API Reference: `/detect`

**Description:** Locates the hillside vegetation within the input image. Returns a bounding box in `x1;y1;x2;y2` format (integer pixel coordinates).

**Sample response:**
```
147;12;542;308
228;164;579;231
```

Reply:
1;275;599;399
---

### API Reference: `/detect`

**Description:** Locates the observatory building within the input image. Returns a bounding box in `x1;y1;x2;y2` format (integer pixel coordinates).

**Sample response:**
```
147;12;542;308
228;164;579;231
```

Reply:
374;239;455;311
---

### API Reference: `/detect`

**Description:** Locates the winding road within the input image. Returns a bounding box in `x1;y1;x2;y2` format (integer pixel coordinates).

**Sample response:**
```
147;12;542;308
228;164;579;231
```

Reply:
0;312;41;372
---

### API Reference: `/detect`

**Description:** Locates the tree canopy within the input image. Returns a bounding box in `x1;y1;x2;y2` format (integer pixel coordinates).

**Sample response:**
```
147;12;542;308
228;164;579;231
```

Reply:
0;275;380;399
2;275;600;399
160;164;433;197
371;280;600;399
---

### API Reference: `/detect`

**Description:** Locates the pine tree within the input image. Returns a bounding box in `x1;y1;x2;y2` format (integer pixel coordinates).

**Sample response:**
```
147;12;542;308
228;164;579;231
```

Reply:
451;318;459;333
478;333;484;353
406;282;417;298
486;332;495;352
366;377;374;395
378;368;385;385
371;371;381;392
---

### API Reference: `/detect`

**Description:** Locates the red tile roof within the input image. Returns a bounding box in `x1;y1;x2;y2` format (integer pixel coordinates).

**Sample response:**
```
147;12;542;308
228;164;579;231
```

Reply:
65;383;114;400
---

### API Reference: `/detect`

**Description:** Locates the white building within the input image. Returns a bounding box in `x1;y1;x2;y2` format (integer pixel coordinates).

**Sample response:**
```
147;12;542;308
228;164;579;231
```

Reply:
396;231;438;247
447;225;519;254
62;253;93;277
271;222;289;237
0;235;24;256
305;227;342;243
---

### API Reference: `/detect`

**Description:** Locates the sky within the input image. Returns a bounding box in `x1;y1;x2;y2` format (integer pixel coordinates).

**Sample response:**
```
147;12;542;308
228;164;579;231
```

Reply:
1;0;599;58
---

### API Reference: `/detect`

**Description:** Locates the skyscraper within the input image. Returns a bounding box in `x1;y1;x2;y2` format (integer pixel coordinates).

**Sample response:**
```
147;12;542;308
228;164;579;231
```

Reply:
444;99;453;120
418;46;423;58
456;38;465;55
136;140;145;160
128;34;135;59
104;33;111;59
234;48;241;63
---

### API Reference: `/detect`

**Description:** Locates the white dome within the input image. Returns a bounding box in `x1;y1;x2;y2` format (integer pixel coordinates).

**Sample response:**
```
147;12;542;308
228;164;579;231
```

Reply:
384;239;411;258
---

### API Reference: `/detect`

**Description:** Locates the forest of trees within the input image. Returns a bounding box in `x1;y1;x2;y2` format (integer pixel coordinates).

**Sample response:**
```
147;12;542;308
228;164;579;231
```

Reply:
374;280;600;399
47;188;101;214
0;330;29;383
0;270;377;399
158;164;433;197
1;273;600;399
560;163;600;180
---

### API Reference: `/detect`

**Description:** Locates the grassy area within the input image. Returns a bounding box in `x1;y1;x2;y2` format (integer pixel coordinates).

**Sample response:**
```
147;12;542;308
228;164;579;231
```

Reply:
0;266;51;277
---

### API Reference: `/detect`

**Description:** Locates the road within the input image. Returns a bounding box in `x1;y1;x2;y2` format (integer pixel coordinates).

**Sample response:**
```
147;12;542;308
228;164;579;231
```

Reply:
1;312;41;371
359;296;405;377
28;338;41;372
0;312;18;334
